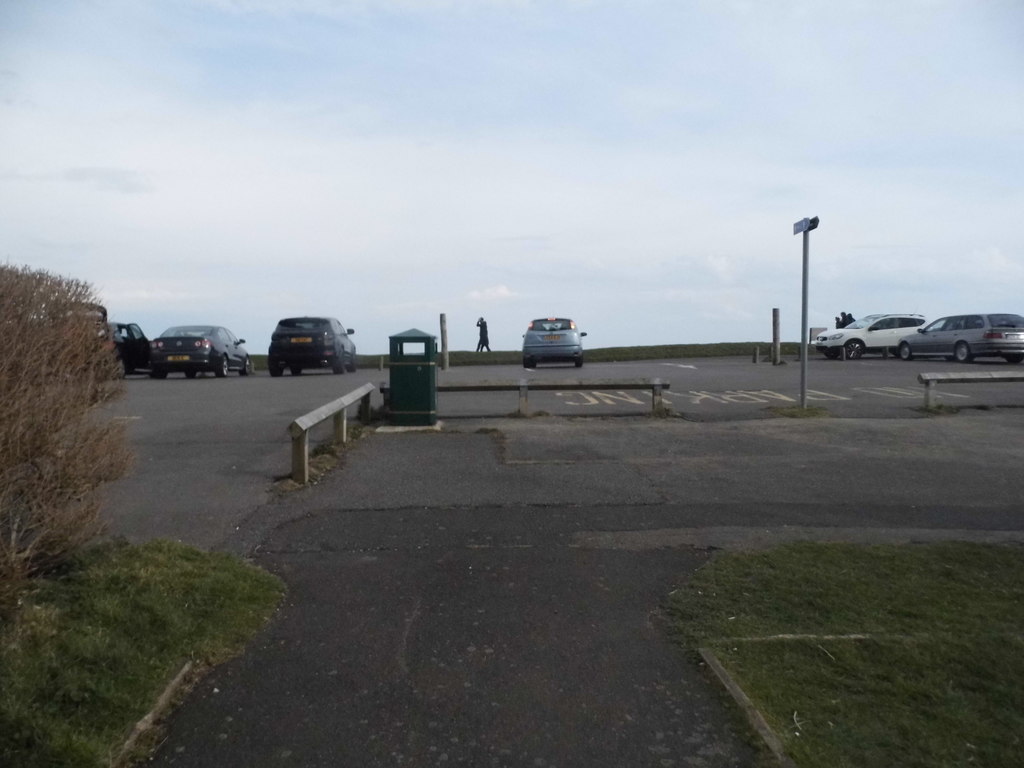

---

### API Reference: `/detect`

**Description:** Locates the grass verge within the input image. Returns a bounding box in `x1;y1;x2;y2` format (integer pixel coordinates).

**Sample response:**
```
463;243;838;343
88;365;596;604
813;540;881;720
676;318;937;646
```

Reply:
667;542;1024;768
0;539;284;768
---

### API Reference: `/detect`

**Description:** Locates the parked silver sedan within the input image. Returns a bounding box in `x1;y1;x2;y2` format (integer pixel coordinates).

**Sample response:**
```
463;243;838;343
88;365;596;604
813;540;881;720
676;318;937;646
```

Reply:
897;313;1024;363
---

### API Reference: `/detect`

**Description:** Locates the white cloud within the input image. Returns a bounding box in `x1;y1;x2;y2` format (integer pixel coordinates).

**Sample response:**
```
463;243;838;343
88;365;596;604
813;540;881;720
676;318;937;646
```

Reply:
467;285;518;302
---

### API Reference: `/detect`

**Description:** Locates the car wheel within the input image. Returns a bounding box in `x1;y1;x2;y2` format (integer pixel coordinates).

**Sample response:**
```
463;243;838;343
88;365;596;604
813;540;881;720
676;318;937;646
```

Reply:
240;356;253;376
522;356;535;369
1003;354;1024;364
575;358;583;368
269;363;283;377
346;354;357;372
843;340;865;360
898;342;913;361
331;356;346;374
215;356;229;377
953;342;973;363
823;348;841;360
290;365;302;376
185;370;197;379
149;369;167;379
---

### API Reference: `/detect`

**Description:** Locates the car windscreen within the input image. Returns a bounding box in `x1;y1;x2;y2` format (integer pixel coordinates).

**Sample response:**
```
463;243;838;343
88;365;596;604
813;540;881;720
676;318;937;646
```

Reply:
278;318;329;330
843;315;884;330
987;314;1024;328
161;326;214;337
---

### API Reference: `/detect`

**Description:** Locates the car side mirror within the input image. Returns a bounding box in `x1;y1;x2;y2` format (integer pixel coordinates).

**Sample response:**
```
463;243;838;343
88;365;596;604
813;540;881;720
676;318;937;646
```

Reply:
238;339;246;345
917;328;925;334
581;332;588;337
347;329;355;334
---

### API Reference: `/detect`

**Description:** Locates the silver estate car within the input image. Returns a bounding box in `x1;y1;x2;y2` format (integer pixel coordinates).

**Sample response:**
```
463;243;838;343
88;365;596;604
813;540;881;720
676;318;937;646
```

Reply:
522;317;587;368
897;313;1024;364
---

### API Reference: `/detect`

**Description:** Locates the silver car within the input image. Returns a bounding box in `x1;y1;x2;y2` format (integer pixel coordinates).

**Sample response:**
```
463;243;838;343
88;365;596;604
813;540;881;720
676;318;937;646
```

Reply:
522;317;586;368
897;313;1024;364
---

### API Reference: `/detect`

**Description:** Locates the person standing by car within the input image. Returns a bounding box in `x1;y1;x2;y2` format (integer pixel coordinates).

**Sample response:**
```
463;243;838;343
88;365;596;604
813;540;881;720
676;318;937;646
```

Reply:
476;317;491;352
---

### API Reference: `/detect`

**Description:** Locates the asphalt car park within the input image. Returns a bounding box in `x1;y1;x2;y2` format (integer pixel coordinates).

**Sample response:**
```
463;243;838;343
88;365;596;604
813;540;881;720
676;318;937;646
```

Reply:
102;355;1024;548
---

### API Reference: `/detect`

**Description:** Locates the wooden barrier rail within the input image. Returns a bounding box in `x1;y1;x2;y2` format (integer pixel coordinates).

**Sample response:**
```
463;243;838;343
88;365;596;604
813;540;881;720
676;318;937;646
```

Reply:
288;382;376;483
917;371;1024;408
383;378;670;416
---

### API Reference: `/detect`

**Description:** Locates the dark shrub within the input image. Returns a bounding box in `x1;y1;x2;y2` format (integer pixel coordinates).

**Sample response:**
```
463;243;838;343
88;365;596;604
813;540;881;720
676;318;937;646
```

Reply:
0;264;131;602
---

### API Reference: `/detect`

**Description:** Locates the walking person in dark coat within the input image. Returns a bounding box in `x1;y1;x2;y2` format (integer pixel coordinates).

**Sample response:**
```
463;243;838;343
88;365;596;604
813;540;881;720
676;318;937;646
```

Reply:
476;317;491;352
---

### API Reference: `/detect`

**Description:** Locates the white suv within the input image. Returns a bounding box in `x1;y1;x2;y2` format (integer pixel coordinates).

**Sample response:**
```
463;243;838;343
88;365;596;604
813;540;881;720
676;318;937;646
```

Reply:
815;314;926;360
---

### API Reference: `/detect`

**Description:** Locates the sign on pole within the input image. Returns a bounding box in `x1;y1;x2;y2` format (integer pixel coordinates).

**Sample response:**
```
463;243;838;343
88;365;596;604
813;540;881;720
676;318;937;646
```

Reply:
793;216;819;408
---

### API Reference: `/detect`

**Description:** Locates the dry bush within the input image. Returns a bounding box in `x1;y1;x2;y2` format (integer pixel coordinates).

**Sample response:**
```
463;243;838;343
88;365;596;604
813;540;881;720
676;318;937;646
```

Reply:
0;264;131;599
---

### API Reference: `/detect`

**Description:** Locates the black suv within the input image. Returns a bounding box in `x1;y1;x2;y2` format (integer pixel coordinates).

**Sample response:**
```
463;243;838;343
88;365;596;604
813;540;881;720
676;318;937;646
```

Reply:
268;317;356;376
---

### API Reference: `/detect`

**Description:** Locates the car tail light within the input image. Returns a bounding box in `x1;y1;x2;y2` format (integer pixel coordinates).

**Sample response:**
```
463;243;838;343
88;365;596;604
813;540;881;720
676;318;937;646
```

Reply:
151;340;161;349
195;339;212;349
984;332;1004;339
569;321;577;330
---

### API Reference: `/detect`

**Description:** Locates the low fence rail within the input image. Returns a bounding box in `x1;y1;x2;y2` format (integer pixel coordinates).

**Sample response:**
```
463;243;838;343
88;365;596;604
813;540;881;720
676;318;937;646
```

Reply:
383;378;670;416
287;382;376;483
917;371;1024;408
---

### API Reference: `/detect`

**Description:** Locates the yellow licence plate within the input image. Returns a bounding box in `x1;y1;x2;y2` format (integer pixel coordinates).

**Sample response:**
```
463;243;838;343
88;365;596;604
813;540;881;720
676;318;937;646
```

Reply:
168;355;190;362
543;335;561;341
291;337;313;343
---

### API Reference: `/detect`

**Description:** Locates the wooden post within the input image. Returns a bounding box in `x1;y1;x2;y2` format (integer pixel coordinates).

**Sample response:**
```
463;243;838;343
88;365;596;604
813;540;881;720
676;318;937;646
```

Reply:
440;313;449;370
753;346;760;364
333;408;348;444
291;431;309;484
652;381;664;412
359;392;372;423
772;308;781;365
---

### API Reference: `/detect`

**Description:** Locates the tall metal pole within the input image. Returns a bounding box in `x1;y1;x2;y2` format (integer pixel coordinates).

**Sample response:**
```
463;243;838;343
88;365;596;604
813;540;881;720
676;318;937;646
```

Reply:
800;231;809;408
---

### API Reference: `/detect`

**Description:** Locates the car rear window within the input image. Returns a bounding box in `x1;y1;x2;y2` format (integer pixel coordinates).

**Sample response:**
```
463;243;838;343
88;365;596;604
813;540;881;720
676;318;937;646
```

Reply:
529;318;574;332
277;318;329;330
161;326;214;337
988;314;1024;328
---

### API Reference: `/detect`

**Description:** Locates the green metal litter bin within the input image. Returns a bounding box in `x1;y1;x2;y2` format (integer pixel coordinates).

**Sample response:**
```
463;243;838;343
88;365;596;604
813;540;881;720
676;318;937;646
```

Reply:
388;328;438;426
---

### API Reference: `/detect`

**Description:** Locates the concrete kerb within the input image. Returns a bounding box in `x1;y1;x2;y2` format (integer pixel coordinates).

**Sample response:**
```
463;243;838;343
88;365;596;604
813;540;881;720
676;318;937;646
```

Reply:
115;661;194;767
699;649;799;768
375;421;445;434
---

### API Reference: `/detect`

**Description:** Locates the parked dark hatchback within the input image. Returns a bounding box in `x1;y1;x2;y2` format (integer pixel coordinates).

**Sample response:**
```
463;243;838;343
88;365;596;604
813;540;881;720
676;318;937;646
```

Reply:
149;325;252;378
109;322;150;374
268;317;356;376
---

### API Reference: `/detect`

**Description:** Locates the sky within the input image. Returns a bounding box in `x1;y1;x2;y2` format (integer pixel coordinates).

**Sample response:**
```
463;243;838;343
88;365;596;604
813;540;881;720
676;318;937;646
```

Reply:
2;0;1022;355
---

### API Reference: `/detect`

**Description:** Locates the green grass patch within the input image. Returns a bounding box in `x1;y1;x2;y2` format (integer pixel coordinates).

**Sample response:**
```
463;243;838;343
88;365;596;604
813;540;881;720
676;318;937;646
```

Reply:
668;542;1024;767
0;540;284;768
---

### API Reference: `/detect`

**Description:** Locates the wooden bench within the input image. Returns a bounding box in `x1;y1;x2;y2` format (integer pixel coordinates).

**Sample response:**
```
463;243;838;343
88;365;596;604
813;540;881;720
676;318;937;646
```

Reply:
382;378;670;416
917;371;1024;408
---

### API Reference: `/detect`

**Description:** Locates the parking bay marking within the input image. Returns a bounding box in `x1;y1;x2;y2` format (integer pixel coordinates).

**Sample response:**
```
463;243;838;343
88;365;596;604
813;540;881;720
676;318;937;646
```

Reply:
853;386;969;400
553;389;852;408
550;386;968;409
